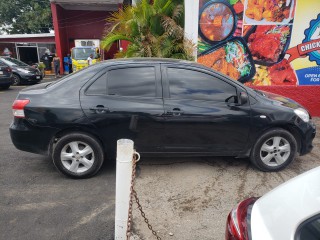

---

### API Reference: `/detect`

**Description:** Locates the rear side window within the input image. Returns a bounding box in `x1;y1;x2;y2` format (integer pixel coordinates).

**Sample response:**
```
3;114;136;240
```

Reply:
296;215;320;240
107;67;156;97
167;68;237;102
86;73;107;95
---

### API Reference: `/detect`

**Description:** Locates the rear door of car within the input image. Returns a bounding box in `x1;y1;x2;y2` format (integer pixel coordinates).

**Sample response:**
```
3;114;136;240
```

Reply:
161;64;251;154
80;63;165;153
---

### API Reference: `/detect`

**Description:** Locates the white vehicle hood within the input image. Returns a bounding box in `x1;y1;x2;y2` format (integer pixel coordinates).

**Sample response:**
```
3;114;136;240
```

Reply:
251;167;320;240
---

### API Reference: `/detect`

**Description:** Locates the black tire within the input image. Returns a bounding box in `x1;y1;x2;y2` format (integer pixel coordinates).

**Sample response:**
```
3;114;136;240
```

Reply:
0;84;10;90
52;133;104;178
12;74;21;86
250;128;297;172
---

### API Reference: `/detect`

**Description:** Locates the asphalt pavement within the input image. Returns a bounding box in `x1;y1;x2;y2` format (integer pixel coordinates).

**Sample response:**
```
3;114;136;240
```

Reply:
0;78;116;240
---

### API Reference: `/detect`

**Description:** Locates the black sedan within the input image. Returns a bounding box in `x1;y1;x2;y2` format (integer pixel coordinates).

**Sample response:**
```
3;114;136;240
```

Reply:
0;57;42;85
10;58;316;178
0;61;13;89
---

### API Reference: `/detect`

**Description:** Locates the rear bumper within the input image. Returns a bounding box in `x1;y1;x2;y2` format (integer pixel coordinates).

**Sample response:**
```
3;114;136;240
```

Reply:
0;76;13;86
10;119;57;155
20;73;42;83
300;120;316;155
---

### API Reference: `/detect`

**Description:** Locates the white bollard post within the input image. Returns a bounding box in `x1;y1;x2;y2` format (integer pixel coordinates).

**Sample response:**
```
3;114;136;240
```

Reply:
115;139;134;240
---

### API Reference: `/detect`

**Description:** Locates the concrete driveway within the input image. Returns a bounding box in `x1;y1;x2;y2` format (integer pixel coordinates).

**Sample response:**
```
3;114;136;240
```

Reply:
0;80;319;240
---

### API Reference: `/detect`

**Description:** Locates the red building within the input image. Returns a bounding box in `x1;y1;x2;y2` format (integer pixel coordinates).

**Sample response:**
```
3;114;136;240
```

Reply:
50;0;123;73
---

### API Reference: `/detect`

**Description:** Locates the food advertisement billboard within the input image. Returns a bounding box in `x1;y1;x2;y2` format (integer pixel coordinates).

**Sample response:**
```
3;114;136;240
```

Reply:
197;0;320;86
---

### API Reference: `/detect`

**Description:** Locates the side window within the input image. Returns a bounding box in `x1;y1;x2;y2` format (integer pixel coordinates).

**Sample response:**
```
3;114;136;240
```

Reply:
107;67;156;97
167;68;237;102
86;73;107;95
296;215;320;240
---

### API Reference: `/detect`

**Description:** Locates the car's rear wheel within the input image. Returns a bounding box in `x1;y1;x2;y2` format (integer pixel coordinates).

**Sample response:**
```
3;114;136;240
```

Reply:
250;128;297;171
52;133;104;178
12;74;21;86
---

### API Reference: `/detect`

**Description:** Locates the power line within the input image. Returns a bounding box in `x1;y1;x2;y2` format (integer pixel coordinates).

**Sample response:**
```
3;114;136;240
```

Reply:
57;16;108;25
56;12;92;23
56;18;108;28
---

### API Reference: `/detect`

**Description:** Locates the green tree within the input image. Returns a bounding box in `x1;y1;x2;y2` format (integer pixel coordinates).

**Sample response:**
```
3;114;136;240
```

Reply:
102;0;195;60
0;0;52;34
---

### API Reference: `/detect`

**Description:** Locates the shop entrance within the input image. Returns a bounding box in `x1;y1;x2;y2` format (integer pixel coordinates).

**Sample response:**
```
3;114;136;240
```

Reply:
17;46;38;65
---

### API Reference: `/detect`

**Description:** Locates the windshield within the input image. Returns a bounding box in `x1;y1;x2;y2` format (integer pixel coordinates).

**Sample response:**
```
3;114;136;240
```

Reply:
1;57;28;67
71;48;96;60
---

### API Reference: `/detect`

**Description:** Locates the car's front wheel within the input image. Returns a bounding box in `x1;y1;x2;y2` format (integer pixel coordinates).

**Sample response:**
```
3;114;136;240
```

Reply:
52;133;104;178
250;128;297;171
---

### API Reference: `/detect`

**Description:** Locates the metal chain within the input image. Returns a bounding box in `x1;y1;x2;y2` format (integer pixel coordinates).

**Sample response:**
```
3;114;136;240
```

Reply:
126;152;162;240
126;154;137;240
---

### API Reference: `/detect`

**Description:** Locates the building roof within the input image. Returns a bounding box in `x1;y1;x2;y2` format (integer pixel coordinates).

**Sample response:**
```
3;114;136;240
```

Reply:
0;33;55;39
50;0;122;11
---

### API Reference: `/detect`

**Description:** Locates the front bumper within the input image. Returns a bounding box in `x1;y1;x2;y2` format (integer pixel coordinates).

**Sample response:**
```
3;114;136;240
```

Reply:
23;74;42;82
300;120;316;155
20;72;42;83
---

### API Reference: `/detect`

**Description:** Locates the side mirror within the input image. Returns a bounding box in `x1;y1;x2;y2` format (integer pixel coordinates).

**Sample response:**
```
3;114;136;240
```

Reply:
239;92;248;105
225;95;238;107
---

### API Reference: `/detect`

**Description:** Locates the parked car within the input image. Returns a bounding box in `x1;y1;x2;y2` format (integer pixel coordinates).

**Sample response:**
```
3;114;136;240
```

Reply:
0;57;42;85
9;58;316;178
0;61;13;89
226;166;320;240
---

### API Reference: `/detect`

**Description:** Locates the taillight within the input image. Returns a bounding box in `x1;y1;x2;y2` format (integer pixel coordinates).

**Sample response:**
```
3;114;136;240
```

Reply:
225;197;257;240
12;99;30;118
6;66;12;72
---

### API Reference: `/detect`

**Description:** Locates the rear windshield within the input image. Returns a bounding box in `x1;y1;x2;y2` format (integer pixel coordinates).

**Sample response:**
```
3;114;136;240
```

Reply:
0;57;28;66
296;214;320;240
46;63;103;88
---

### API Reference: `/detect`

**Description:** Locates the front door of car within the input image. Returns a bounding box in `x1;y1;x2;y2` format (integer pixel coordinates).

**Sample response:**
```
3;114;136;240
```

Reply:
161;65;251;154
80;64;165;153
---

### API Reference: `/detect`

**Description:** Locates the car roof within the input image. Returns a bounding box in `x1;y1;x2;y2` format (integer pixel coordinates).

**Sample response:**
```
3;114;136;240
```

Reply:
103;57;195;65
250;166;320;240
101;57;226;75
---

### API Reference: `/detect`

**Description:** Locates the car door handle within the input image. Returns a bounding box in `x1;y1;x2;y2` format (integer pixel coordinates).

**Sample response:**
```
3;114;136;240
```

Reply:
90;105;109;114
165;108;183;116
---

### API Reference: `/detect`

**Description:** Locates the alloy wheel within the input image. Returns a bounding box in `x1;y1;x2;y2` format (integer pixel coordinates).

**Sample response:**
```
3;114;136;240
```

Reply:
12;75;20;86
60;141;95;173
260;136;291;167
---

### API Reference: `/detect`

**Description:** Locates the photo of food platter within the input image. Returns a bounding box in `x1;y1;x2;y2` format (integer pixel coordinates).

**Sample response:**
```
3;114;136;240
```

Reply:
198;0;245;54
244;25;292;65
199;1;236;43
245;59;298;86
243;0;296;25
198;38;256;82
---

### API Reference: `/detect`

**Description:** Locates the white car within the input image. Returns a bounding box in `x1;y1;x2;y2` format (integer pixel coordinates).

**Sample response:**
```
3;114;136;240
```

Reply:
226;166;320;240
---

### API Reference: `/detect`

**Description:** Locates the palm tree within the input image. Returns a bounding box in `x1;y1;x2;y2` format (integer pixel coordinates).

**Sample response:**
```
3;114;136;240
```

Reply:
102;0;195;60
